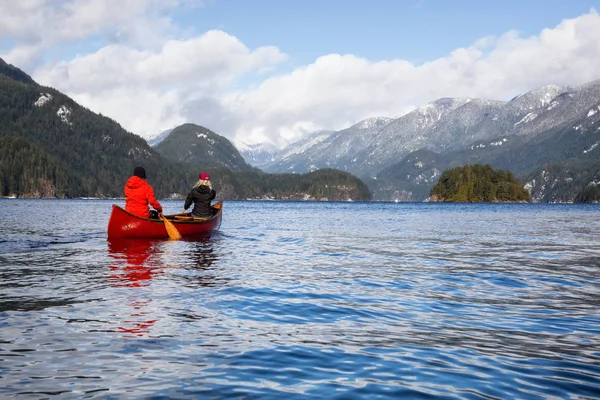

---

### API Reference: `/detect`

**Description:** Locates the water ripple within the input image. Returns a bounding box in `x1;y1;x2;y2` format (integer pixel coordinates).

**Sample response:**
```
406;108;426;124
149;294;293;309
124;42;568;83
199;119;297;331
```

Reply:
1;200;599;398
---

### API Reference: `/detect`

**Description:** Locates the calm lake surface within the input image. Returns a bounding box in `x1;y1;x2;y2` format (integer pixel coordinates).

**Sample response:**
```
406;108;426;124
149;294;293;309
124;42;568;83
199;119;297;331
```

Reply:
1;199;600;399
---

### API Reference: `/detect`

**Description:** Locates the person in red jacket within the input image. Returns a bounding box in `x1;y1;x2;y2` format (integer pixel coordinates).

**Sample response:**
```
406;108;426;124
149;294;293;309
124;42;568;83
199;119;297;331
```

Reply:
124;167;162;219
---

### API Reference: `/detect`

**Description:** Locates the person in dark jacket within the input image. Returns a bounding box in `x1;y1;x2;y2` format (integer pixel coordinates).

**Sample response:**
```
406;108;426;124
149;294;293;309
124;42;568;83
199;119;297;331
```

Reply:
182;172;216;218
124;166;162;219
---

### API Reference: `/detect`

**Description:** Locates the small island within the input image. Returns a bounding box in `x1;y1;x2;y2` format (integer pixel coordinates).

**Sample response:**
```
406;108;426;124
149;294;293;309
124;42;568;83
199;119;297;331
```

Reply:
430;164;530;202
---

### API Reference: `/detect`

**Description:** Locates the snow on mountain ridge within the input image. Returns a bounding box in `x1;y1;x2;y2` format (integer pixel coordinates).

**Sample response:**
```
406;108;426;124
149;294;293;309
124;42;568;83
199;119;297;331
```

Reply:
356;117;393;130
238;140;281;167
261;117;393;173
414;98;472;127
510;85;565;110
279;130;334;159
147;128;173;147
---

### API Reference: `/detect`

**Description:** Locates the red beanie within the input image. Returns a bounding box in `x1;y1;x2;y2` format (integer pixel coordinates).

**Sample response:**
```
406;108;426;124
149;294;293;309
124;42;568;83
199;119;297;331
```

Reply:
199;172;210;180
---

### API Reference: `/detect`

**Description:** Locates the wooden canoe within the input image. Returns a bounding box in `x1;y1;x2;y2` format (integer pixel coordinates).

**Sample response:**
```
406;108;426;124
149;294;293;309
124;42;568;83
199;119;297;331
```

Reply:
107;201;222;239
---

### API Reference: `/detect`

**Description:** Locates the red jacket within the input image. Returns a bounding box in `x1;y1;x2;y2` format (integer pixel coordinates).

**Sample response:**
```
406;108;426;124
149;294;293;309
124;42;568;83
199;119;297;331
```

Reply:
124;176;162;218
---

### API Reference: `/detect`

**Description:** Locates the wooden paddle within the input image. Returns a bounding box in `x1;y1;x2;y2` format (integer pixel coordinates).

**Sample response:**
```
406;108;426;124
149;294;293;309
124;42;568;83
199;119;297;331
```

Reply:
159;213;182;240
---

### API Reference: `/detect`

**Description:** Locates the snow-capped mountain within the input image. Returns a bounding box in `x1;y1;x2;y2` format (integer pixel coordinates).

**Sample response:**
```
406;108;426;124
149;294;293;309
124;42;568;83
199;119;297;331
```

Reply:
356;98;505;167
275;129;336;161
237;141;280;169
372;87;600;202
147;128;173;147
258;79;600;179
261;117;392;173
509;80;600;137
140;78;600;202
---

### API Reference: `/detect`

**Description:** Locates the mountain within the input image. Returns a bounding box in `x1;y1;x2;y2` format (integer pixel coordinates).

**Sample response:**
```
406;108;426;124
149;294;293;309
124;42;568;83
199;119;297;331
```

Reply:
366;84;588;176
154;123;254;172
261;118;392;174
0;58;371;201
261;98;503;177
238;140;280;169
356;84;587;177
523;160;600;203
261;129;335;171
0;59;191;198
256;79;600;202
3;55;597;202
262;82;600;178
467;81;600;143
352;99;477;175
470;85;564;138
147;128;172;147
374;95;600;201
0;58;36;85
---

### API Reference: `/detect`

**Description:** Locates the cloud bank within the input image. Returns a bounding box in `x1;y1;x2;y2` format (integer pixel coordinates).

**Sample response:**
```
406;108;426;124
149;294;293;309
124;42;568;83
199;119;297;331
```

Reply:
2;1;600;149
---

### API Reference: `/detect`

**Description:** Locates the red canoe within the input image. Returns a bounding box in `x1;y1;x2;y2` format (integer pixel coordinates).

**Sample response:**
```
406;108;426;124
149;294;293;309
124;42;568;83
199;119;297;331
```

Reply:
107;202;223;239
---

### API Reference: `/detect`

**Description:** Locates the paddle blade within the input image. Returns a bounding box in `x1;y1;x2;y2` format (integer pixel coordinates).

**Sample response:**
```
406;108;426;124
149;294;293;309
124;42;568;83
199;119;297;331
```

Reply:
160;214;182;240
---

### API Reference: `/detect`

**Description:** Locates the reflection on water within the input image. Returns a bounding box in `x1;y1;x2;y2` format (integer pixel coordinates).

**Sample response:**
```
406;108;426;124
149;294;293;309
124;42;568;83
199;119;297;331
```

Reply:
1;200;600;398
107;239;162;287
104;235;226;337
107;239;162;337
178;236;222;288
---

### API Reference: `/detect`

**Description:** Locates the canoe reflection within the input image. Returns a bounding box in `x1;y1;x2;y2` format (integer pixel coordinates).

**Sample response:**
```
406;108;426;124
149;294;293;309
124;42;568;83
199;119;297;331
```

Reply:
107;239;162;287
106;236;224;336
107;239;162;337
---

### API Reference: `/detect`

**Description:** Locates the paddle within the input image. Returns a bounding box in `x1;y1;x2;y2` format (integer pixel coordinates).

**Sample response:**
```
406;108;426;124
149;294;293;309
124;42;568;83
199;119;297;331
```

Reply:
159;213;182;240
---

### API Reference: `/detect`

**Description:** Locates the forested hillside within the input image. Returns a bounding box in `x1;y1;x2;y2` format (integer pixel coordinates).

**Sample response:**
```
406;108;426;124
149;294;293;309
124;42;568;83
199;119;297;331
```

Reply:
154;123;254;172
0;137;70;198
230;168;371;200
522;160;600;203
0;64;189;197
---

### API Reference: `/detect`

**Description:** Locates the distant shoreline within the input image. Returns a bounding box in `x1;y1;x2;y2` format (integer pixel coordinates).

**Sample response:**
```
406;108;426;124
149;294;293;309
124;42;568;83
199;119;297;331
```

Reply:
1;197;597;204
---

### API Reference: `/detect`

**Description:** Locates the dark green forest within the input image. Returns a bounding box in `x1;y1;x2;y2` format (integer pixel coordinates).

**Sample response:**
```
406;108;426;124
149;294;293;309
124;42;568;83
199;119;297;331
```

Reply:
0;137;70;197
430;164;530;202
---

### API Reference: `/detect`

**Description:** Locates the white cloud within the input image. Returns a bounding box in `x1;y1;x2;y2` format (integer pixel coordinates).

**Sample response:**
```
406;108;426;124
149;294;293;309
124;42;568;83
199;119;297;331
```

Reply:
0;0;184;67
2;4;600;150
35;31;285;93
29;29;287;138
0;0;181;41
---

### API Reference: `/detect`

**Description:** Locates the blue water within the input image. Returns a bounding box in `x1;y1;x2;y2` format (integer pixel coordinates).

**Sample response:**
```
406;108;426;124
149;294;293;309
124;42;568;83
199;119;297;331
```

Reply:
1;200;600;399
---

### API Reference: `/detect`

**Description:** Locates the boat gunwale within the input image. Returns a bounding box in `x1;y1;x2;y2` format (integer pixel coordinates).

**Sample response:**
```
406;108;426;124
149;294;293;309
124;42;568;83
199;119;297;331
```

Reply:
111;201;223;225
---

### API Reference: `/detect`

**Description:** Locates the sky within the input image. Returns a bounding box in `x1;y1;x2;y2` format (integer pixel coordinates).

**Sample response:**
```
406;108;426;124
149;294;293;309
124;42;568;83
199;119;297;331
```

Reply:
1;0;600;150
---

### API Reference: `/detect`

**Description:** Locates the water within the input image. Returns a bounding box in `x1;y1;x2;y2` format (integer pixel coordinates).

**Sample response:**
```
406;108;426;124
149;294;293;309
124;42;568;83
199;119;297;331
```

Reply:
1;199;600;399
